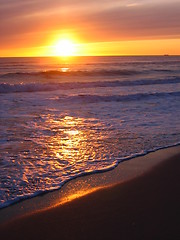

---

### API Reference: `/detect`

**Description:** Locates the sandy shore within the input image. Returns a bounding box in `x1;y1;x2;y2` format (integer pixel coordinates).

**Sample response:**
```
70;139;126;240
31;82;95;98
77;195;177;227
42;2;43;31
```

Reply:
0;146;180;239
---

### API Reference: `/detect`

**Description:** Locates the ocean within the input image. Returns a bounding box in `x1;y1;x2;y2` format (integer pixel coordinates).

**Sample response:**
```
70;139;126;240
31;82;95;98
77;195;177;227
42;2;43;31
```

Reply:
0;56;180;208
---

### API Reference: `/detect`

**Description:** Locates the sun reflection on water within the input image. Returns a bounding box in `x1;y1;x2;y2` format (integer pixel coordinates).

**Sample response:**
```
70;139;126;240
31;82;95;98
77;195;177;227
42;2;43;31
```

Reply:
43;115;95;170
17;114;118;195
60;67;69;72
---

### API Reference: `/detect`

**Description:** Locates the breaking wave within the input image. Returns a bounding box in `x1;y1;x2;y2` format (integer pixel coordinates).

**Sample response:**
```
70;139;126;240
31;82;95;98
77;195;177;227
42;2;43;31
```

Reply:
0;69;140;78
0;77;180;94
58;92;180;104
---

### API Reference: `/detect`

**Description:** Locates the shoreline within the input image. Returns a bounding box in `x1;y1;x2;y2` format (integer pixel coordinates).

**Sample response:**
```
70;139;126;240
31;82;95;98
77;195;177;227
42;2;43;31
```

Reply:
0;145;180;226
1;145;180;239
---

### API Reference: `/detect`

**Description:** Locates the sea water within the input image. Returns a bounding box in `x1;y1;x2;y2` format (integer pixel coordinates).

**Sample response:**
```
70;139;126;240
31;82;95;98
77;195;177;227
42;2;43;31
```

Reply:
0;56;180;208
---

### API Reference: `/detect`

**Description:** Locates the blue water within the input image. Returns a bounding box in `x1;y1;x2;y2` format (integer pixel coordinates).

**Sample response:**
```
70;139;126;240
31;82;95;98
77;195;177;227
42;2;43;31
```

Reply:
0;56;180;208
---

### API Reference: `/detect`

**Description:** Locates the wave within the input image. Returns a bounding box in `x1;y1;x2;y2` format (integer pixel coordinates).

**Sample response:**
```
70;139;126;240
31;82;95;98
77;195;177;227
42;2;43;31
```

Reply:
0;69;140;78
58;91;180;104
0;78;180;94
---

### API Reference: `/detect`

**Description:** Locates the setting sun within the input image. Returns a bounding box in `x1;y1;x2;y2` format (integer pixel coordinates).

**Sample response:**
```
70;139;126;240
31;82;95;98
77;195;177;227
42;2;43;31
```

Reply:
53;39;76;56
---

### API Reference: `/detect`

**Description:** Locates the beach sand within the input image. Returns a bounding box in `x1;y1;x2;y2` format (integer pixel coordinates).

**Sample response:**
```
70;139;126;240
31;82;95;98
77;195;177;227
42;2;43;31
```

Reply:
0;146;180;240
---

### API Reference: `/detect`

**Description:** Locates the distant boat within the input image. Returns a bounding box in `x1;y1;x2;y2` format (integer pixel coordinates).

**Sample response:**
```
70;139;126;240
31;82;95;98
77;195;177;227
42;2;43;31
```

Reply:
164;54;169;56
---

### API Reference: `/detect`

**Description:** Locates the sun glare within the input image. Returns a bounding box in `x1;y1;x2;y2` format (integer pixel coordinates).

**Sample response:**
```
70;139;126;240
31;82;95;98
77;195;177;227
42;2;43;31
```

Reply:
54;39;76;56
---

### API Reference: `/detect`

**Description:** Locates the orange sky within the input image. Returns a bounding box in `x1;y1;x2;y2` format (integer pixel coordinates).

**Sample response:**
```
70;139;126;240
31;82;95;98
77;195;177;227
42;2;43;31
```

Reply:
0;0;180;56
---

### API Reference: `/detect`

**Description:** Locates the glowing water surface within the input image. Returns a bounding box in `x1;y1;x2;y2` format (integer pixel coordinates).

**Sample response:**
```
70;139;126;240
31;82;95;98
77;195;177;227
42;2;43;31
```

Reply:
0;56;180;208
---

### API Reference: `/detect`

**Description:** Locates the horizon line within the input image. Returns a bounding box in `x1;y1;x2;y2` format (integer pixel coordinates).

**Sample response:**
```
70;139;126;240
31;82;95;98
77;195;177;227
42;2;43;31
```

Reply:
0;54;179;58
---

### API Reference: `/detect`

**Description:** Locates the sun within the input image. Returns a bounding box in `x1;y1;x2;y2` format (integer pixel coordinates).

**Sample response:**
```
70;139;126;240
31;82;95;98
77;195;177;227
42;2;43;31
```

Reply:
53;39;76;57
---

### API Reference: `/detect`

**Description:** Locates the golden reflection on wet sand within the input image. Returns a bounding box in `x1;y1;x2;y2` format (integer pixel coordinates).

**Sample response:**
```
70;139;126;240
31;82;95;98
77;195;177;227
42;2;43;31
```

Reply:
54;187;103;207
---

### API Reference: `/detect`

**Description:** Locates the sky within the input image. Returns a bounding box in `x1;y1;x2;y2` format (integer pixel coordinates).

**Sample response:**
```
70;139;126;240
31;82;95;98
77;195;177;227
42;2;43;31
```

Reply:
0;0;180;56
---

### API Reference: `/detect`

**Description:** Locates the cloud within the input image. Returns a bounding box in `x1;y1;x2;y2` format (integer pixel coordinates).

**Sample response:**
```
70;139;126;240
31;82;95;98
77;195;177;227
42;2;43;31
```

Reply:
0;0;180;48
80;2;180;41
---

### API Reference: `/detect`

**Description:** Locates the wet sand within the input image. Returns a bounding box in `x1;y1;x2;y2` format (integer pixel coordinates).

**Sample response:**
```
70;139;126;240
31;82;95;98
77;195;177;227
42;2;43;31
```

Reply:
0;146;180;239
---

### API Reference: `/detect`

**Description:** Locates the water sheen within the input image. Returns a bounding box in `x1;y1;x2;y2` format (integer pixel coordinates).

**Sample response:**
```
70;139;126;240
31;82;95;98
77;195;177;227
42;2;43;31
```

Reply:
0;56;180;208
